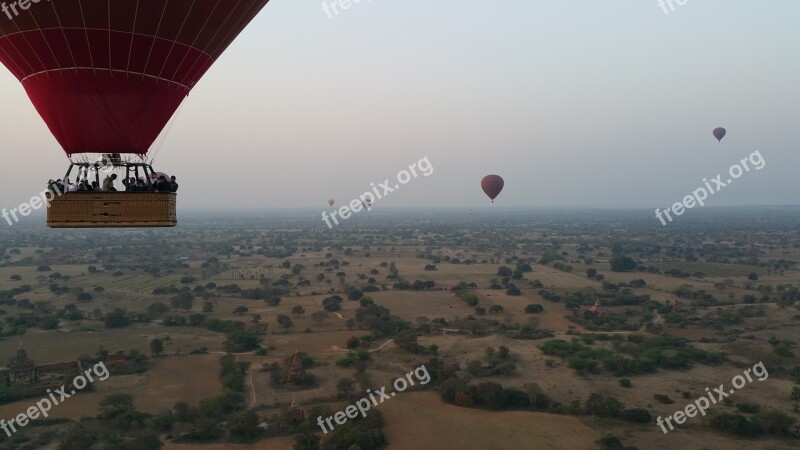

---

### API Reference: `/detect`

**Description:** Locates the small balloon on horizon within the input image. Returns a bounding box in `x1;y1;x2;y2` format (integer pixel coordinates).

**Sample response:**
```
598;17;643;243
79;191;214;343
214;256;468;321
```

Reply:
713;127;727;142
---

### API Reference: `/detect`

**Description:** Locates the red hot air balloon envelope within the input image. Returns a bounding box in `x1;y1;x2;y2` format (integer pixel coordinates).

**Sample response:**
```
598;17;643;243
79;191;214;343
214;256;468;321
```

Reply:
0;0;270;156
0;1;271;228
481;175;505;203
713;127;727;142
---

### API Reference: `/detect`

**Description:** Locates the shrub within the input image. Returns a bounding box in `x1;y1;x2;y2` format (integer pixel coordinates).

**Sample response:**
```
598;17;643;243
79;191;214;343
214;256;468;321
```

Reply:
525;304;544;313
621;408;651;423
709;413;763;437
654;394;674;404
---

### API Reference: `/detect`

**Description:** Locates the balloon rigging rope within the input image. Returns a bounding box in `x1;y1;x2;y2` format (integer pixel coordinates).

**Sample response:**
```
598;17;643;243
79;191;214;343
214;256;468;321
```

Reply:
77;1;136;151
168;0;224;82
108;0;112;74
208;0;265;58
126;0;140;76
142;0;170;83
26;4;60;77
49;1;78;72
0;42;25;78
156;0;197;82
178;0;241;87
77;1;96;73
149;101;185;166
2;8;39;76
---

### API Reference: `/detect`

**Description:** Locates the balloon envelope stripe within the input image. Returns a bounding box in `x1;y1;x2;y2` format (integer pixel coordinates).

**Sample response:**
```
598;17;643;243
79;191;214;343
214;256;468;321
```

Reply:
3;29;215;86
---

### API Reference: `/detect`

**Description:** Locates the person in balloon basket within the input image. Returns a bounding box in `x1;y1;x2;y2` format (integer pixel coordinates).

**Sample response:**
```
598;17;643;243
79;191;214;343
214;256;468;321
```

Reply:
102;174;118;191
170;176;179;193
153;176;173;193
148;172;159;190
122;177;137;192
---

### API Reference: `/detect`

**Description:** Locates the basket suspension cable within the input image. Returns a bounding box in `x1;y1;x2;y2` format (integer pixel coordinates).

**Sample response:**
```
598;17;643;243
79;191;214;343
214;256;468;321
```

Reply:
149;100;185;166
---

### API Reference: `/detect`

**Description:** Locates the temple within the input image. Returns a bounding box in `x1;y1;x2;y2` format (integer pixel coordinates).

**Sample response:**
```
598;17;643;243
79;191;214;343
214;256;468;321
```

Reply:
286;351;305;384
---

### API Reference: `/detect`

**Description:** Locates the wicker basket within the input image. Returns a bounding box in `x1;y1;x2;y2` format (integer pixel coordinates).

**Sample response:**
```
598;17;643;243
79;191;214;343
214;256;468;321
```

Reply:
47;192;177;228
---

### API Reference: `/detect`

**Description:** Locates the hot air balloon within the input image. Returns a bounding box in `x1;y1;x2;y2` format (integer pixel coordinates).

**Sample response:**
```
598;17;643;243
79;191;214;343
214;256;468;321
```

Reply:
713;127;727;142
481;175;504;203
328;199;335;208
0;0;271;227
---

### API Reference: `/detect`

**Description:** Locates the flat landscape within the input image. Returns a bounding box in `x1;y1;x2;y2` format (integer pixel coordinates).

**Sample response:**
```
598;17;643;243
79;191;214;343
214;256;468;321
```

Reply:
0;209;798;449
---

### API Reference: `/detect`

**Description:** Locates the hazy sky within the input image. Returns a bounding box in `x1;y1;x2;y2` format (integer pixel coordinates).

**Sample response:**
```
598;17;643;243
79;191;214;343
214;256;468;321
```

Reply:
1;0;798;214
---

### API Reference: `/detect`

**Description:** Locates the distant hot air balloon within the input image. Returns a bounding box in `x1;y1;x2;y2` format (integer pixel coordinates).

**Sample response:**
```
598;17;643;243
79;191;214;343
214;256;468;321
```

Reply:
328;199;335;208
713;127;727;142
481;175;504;203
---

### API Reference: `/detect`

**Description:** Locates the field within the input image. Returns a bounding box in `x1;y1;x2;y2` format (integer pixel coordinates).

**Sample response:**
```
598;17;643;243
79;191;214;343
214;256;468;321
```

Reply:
0;210;798;449
381;392;601;450
0;354;223;420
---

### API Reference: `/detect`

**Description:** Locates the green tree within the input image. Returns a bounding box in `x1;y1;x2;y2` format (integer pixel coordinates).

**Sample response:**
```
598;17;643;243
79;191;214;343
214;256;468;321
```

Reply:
311;310;329;324
171;291;194;311
228;411;260;440
337;378;355;398
125;435;163;450
596;434;624;450
277;314;294;332
474;382;509;410
104;308;130;328
496;266;513;277
293;432;320;450
752;409;796;436
148;302;169;316
225;330;261;352
59;422;97;450
150;338;164;356
525;304;544;313
621;408;651;423
100;393;135;418
609;256;637;272
791;386;800;412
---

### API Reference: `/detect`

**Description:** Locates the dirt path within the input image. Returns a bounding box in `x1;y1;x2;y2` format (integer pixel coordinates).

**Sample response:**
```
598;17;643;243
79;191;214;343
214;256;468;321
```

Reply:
233;354;257;411
372;339;394;352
